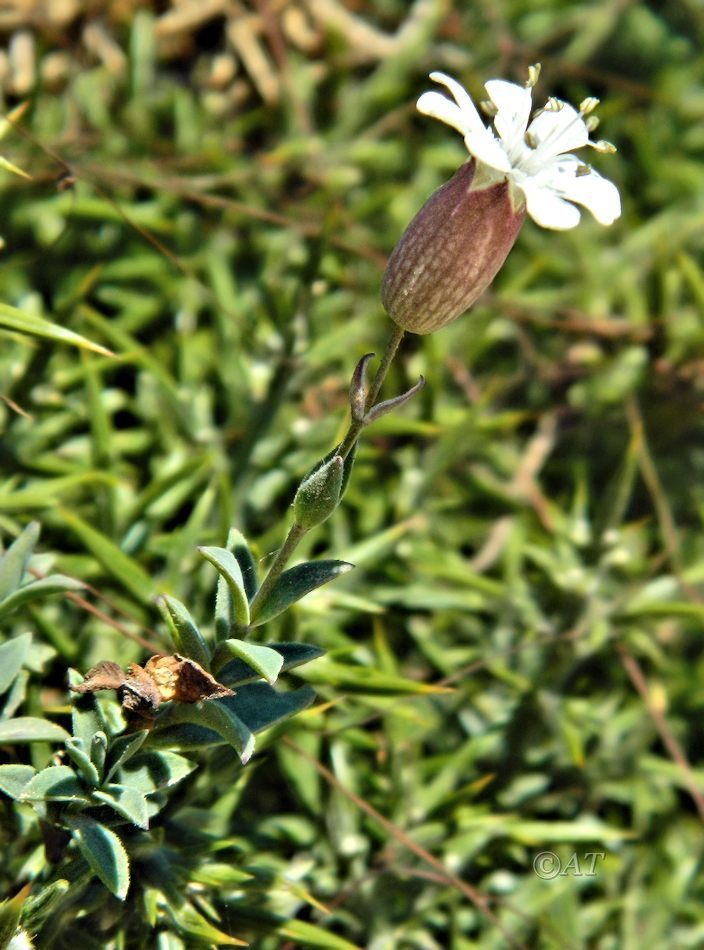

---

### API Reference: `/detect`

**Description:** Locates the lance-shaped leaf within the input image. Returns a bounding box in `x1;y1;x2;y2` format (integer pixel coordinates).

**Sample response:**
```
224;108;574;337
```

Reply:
91;732;108;776
20;765;87;803
211;639;283;684
104;730;149;783
217;641;324;688
365;375;425;424
156;595;210;669
0;632;32;695
65;737;101;787
92;783;149;830
0;301;114;355
0;521;39;600
2;668;29;720
155;685;317;748
118;750;196;795
158;699;255;763
0;764;36;799
222;683;316;734
199;546;250;633
0;575;84;622
250;560;353;626
226;528;258;601
66;814;130;900
0;717;70;744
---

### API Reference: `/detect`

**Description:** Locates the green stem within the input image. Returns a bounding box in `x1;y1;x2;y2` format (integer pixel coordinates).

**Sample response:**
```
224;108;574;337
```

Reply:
249;521;305;621
338;323;405;460
249;323;406;620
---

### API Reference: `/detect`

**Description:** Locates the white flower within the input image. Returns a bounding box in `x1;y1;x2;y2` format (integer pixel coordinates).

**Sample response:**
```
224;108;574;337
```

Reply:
417;66;621;230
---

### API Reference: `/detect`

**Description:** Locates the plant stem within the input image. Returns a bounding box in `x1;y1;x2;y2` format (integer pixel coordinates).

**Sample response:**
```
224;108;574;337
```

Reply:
248;521;305;621
338;323;405;460
249;323;405;620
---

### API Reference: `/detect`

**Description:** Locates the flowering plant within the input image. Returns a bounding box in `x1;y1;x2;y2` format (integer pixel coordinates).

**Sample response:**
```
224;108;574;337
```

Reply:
382;65;621;333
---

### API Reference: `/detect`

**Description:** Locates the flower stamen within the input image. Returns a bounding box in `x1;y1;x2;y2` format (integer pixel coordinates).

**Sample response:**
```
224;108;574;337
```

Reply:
579;97;600;115
526;63;541;88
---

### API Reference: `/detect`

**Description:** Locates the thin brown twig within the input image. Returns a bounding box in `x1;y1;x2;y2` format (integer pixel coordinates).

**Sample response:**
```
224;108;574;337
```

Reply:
618;645;704;821
29;567;164;653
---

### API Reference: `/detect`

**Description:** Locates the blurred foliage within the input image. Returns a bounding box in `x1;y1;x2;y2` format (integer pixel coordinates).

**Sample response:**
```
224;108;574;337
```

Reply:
1;0;704;947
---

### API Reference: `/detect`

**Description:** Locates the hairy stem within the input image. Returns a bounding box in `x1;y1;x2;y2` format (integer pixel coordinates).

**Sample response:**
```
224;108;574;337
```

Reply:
249;521;306;621
250;323;405;619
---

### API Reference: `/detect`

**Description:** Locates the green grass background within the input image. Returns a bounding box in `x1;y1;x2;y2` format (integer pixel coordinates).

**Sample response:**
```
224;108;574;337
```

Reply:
2;1;704;946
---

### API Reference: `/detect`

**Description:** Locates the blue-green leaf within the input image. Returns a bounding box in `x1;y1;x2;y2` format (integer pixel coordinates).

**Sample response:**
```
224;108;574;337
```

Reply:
152;685;316;751
104;731;149;783
66;814;130;900
199;546;250;633
249;560;353;626
119;751;197;794
0;522;39;600
91;733;108;775
0;717;70;744
1;668;29;719
20;765;87;802
218;641;324;687
0;633;32;695
0;575;84;622
92;783;149;829
211;639;283;684
226;528;258;601
0;764;36;799
155;595;210;668
65;737;101;787
223;683;316;734
161;700;255;763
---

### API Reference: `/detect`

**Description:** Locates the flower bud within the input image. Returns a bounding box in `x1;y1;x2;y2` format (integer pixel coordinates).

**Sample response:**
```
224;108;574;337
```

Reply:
381;160;525;335
293;455;344;531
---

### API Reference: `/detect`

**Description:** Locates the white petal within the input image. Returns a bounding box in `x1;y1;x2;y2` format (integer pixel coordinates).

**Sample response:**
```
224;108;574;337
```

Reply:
518;178;582;230
484;79;532;147
463;129;512;173
426;72;512;173
527;100;590;159
546;163;621;225
417;91;468;137
428;71;485;132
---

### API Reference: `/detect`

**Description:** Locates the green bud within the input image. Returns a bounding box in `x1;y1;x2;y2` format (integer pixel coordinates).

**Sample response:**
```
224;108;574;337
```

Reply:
293;455;344;531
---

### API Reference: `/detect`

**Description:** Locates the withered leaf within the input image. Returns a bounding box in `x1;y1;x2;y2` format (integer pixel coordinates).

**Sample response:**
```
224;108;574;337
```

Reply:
70;654;234;721
144;654;235;703
70;660;126;694
122;663;162;713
